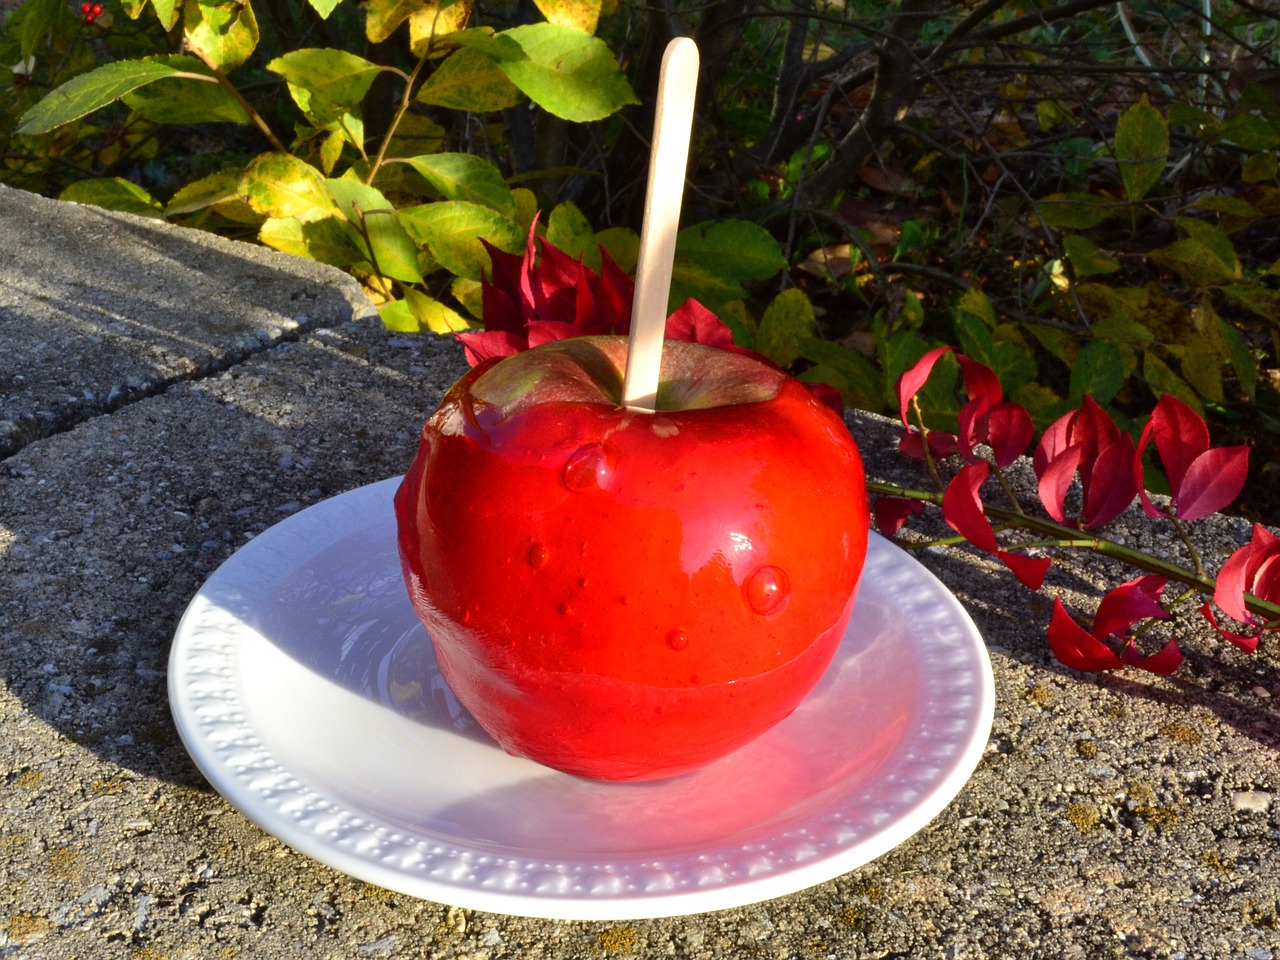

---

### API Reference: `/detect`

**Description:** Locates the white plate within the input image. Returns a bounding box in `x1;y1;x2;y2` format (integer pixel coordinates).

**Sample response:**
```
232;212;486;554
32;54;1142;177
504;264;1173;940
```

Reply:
169;479;993;920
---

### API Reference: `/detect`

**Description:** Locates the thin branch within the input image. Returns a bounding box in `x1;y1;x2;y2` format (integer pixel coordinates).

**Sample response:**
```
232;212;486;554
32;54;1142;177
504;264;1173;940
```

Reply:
183;47;288;154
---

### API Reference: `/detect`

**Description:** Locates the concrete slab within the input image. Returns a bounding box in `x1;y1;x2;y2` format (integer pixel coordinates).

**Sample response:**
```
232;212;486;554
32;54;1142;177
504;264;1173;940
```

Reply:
0;184;376;456
2;188;1279;958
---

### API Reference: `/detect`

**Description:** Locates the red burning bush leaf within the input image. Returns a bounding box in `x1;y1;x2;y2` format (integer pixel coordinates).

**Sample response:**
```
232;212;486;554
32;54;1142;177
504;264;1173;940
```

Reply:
897;348;1033;466
1202;523;1280;653
1048;576;1182;675
984;402;1035;468
1034;397;1138;528
1048;599;1125;671
1135;395;1249;522
873;496;926;537
455;217;841;402
898;347;952;426
1119;637;1184;675
942;462;1051;589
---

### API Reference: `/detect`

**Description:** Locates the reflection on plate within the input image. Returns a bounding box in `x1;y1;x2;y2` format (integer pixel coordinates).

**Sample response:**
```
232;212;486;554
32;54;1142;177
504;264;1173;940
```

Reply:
169;479;993;920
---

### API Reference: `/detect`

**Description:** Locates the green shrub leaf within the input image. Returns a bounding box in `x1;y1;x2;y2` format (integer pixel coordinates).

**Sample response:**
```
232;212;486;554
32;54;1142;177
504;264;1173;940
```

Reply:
1063;234;1120;277
151;0;181;30
533;0;602;34
546;201;596;258
18;0;65;61
398;201;523;280
59;178;164;218
1036;192;1114;229
1114;95;1168;202
241;154;336;221
268;49;381;122
260;216;363;267
17;59;191;134
1069;340;1125;405
166;167;244;215
1143;351;1201;413
495;23;638;122
676;221;788;281
417;47;523;112
122;55;249;124
184;0;259;73
306;0;341;18
756;289;816;368
400;154;517;217
797;337;883;410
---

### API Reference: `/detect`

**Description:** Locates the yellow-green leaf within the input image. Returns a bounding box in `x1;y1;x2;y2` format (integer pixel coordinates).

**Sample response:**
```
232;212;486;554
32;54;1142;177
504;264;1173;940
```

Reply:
326;177;394;218
397;200;523;279
532;0;600;33
756;288;815;368
122;55;248;124
59;178;164;218
452;276;484;319
151;0;180;29
1150;235;1239;288
495;23;638;122
361;209;426;283
365;0;420;43
1063;234;1120;277
412;289;474;333
17;59;190;135
166;167;243;215
1243;151;1278;183
955;287;996;326
593;225;637;273
408;1;472;57
546;200;595;257
416;46;522;111
184;0;259;73
1037;192;1115;229
676;220;787;281
240;153;336;221
382;113;447;159
399;153;516;217
1114;95;1168;202
306;0;340;18
259;215;362;266
1143;350;1201;413
268;49;381;123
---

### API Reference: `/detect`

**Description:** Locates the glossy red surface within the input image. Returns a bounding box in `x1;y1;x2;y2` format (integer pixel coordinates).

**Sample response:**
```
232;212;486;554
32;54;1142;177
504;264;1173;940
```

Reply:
394;339;870;781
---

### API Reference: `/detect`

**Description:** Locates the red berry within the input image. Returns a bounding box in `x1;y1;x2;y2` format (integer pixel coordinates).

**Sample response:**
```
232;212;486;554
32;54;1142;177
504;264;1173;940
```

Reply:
93;3;103;12
81;2;90;10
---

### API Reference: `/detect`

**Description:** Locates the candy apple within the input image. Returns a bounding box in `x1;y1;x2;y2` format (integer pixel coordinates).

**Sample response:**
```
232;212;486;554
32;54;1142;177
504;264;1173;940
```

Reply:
394;335;869;781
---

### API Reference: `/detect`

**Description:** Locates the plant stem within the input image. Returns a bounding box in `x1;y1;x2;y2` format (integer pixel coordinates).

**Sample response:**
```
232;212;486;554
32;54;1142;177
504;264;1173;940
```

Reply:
865;479;1280;622
366;52;433;186
182;53;288;154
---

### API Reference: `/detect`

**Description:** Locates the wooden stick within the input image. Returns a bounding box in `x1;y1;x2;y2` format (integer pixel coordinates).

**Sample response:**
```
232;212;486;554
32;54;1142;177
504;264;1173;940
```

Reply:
622;37;700;412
